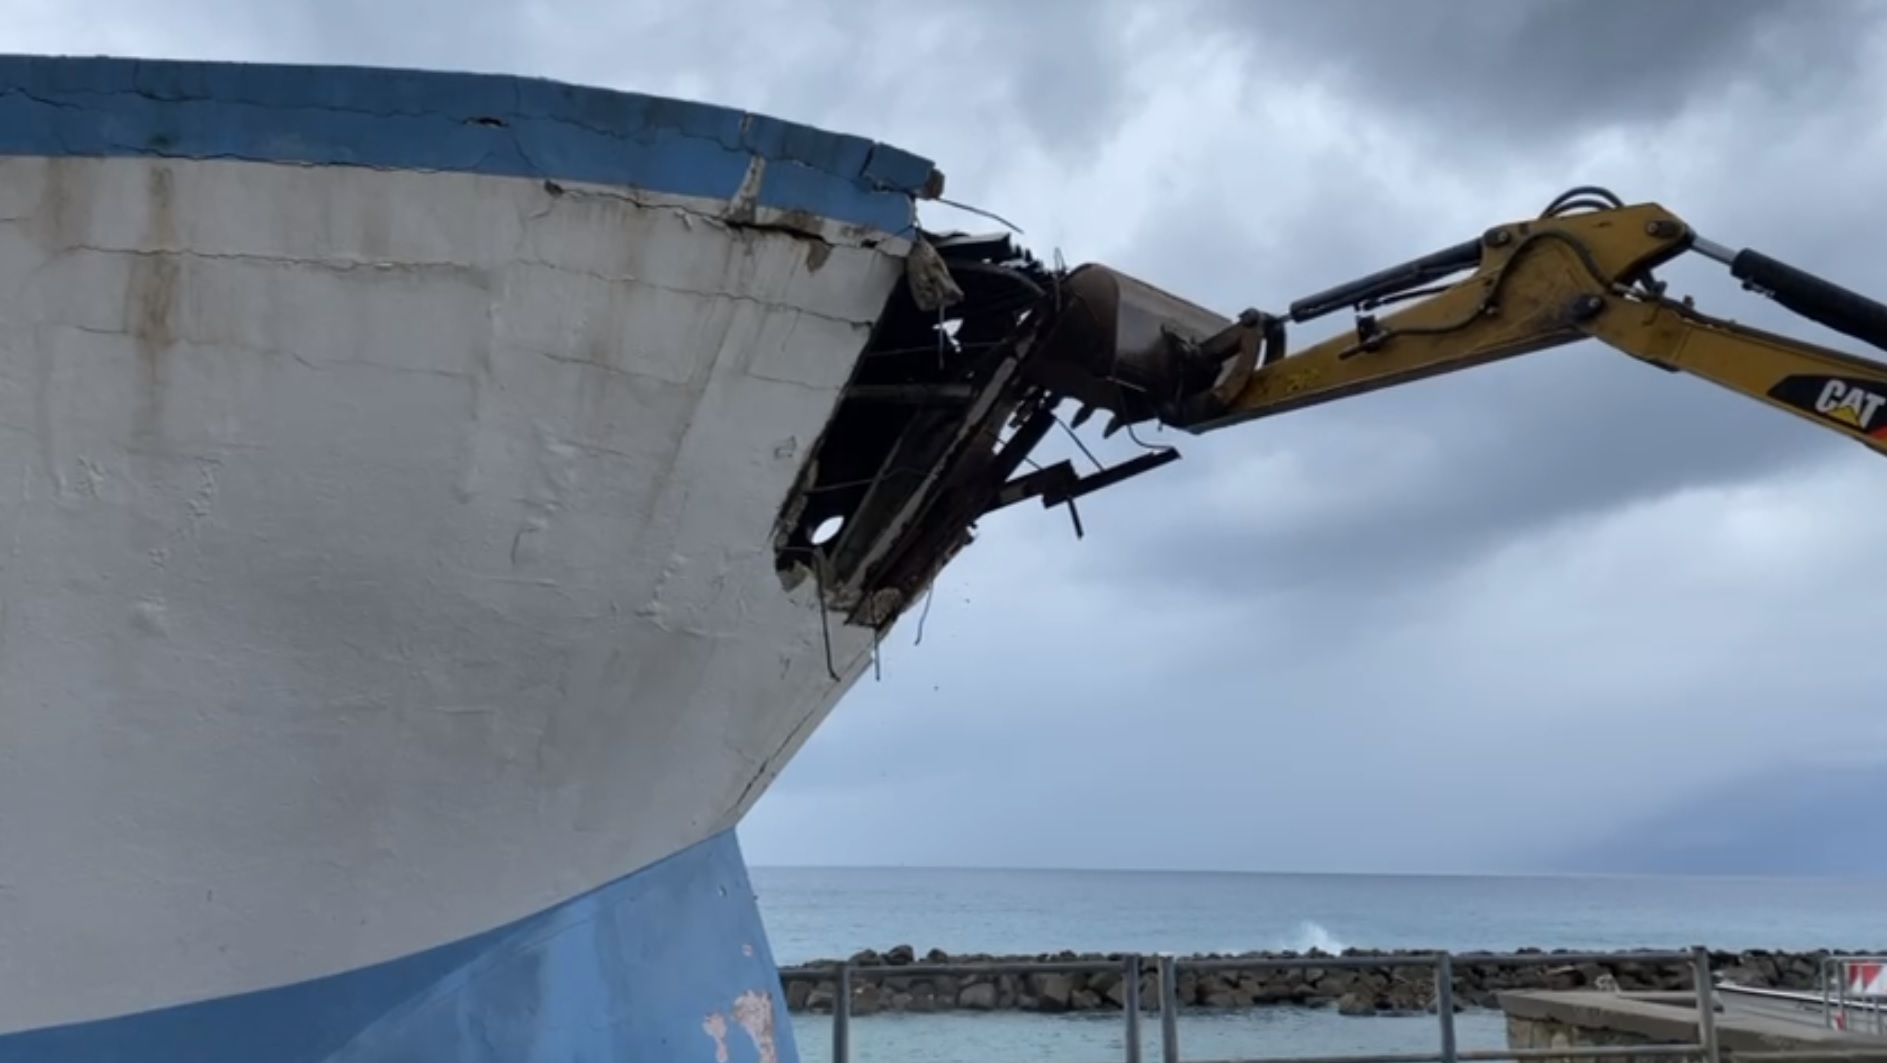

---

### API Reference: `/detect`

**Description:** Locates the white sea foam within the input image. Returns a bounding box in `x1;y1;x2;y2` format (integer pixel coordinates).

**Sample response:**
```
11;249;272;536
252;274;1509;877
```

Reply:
1282;920;1349;955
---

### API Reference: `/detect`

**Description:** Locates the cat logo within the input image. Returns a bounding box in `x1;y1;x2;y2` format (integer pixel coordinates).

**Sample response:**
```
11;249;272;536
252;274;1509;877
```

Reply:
1768;374;1887;437
1813;378;1887;431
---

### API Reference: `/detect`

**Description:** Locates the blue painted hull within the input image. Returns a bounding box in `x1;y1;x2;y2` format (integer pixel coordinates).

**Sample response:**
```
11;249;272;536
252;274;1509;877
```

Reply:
0;830;797;1063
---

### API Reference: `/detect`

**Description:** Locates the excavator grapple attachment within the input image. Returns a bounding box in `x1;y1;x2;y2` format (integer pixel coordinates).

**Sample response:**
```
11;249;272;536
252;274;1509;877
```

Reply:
1025;264;1280;434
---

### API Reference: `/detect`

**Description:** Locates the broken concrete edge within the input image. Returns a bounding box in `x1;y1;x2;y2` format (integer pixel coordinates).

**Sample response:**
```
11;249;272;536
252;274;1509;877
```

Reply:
1501;990;1713;1042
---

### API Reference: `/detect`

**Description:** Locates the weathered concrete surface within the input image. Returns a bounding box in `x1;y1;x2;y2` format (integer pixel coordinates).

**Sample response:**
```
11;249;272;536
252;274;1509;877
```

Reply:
1502;989;1887;1063
0;54;936;1043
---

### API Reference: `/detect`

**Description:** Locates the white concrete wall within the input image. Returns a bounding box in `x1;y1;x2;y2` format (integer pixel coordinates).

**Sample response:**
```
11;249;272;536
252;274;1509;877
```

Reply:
0;155;895;1031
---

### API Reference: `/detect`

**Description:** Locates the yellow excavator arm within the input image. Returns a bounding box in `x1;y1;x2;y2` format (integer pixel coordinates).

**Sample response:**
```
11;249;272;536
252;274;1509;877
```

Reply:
777;185;1887;630
1027;185;1887;457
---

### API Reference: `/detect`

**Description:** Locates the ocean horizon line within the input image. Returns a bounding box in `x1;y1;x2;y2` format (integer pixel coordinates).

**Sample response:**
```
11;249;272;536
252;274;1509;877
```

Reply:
748;862;1887;883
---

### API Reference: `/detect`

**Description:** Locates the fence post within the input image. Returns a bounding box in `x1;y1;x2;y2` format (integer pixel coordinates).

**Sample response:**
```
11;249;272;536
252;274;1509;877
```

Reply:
1158;954;1180;1063
833;961;852;1063
1690;946;1719;1063
1434;952;1458;1063
1124;953;1143;1063
1822;956;1836;1030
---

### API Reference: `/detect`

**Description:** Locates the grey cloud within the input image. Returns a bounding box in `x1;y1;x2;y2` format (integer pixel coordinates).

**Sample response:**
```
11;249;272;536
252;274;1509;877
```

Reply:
1202;0;1875;145
1071;99;1887;603
1075;348;1845;604
1564;759;1887;876
72;0;1145;172
761;0;1887;872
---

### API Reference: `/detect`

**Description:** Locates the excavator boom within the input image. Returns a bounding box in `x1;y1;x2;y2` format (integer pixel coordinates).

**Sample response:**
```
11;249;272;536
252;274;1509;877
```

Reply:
776;185;1887;630
1026;186;1887;458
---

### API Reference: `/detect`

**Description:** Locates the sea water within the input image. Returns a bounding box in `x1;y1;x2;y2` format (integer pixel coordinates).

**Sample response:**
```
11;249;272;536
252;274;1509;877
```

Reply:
754;866;1887;1063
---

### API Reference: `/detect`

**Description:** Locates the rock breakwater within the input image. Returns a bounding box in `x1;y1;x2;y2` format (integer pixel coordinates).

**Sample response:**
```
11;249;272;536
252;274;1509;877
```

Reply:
777;945;1871;1017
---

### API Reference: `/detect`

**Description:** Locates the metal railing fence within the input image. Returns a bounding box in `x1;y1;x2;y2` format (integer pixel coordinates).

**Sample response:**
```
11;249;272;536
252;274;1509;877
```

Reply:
780;946;1741;1063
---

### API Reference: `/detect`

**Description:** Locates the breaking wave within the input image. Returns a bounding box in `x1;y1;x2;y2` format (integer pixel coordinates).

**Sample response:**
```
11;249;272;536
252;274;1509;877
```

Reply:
1281;920;1348;954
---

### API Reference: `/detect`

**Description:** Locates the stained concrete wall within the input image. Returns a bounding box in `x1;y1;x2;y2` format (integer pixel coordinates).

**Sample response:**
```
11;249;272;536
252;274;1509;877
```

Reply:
1506;1005;1697;1063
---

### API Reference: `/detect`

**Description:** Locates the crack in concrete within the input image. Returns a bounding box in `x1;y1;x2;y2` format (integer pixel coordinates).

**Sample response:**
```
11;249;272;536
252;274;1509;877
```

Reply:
33;243;877;330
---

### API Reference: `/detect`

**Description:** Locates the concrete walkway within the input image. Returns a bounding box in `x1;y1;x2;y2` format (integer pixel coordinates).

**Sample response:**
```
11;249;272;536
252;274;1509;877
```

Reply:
1716;984;1887;1036
1500;987;1887;1060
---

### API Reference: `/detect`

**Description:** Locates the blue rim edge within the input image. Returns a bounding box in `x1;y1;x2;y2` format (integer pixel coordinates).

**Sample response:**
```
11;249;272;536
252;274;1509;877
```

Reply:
0;54;939;236
0;827;798;1063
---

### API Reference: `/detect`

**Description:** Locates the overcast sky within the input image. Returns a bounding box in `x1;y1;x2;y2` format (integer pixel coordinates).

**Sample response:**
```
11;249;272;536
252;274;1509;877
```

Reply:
21;0;1887;876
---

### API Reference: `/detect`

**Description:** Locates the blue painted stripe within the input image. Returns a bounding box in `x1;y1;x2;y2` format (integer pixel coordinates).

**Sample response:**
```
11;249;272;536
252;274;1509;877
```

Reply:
0;55;937;235
0;829;800;1063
